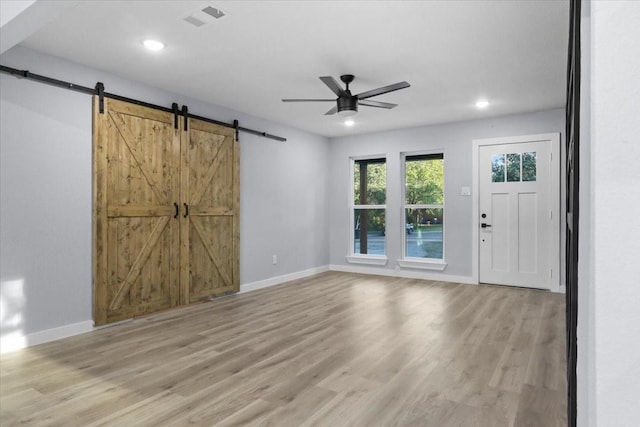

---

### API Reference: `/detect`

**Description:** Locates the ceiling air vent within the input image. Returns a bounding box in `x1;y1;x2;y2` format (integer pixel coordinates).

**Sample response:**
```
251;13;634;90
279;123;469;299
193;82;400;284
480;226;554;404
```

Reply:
201;6;225;19
183;4;227;27
184;15;206;27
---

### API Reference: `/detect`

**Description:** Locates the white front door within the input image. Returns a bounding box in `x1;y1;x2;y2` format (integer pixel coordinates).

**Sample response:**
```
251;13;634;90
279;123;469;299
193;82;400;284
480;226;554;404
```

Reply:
478;135;558;290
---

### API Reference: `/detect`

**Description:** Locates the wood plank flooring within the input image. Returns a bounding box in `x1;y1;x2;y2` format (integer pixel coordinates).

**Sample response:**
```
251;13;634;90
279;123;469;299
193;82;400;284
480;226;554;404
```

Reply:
0;272;566;426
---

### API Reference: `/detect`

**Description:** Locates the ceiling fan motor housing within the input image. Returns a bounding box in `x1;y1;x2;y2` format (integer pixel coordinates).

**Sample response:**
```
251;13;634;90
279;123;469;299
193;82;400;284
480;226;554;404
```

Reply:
337;96;358;115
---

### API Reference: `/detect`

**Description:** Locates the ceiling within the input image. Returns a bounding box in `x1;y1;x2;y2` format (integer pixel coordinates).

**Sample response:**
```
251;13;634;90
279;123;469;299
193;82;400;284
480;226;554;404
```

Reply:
12;0;569;138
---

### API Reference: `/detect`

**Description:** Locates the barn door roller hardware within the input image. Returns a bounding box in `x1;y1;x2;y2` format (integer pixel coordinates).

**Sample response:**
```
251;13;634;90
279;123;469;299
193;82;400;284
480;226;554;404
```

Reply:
0;64;286;142
95;82;105;114
233;120;240;142
172;103;180;129
182;105;189;131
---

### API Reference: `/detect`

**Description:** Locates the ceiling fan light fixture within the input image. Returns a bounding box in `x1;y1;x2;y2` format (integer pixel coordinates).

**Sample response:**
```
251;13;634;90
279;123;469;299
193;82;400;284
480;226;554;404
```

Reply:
338;108;357;117
344;118;355;127
337;96;358;116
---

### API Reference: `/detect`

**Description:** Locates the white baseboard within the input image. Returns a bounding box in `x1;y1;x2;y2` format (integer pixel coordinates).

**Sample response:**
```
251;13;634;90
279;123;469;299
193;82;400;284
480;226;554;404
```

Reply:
240;265;331;294
329;264;476;285
1;320;94;355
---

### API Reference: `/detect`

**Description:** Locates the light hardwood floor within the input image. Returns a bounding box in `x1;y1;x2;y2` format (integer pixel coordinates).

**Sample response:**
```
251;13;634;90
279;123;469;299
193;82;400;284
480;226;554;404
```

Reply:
0;272;566;426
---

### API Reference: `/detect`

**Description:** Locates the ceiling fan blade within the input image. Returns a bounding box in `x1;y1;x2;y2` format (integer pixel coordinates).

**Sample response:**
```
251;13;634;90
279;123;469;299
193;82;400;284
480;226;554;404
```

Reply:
319;76;347;97
358;99;397;109
324;105;338;115
282;99;335;102
356;81;410;100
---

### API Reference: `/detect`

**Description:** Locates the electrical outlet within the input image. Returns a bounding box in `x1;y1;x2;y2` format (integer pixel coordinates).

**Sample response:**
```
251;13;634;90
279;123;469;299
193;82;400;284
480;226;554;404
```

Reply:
272;255;278;265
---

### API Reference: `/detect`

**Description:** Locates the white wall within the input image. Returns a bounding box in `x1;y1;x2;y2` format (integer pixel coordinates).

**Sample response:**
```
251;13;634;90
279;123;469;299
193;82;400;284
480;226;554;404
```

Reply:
0;54;92;344
580;1;640;425
0;1;80;54
0;0;37;27
328;110;565;282
0;46;329;345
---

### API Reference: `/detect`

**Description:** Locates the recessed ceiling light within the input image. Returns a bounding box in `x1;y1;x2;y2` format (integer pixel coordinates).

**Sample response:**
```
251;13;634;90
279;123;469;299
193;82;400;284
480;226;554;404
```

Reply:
143;39;165;51
344;118;355;127
475;99;490;109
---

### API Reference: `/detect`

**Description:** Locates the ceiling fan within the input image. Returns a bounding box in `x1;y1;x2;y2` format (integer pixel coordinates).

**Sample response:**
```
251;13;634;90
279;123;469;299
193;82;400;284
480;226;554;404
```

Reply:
282;74;410;116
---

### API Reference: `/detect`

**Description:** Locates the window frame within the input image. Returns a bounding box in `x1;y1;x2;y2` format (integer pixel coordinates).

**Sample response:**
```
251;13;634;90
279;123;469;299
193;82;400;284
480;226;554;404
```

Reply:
400;151;446;267
347;155;388;265
491;151;538;183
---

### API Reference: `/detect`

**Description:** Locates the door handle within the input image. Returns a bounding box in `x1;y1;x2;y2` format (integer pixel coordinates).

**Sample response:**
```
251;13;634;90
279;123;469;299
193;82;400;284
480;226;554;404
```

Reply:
481;223;492;228
174;202;179;219
184;203;189;218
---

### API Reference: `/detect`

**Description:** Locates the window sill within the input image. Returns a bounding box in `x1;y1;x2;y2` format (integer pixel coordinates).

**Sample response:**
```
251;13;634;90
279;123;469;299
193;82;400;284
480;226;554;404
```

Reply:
397;259;447;271
346;255;388;266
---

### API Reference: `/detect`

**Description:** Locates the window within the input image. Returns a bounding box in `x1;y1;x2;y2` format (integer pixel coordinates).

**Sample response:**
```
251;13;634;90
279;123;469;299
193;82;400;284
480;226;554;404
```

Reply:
351;157;386;256
492;152;537;182
403;153;444;261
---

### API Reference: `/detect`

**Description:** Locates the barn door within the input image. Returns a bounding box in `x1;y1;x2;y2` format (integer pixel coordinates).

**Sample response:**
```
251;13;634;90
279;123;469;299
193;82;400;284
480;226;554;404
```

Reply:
93;97;180;325
94;98;240;324
180;118;240;303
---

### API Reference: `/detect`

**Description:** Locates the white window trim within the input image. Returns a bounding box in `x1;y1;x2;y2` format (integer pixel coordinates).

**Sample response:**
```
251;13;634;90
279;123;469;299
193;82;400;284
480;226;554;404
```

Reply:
354;204;386;209
397;259;447;271
349;155;387;259
400;151;445;264
346;254;388;266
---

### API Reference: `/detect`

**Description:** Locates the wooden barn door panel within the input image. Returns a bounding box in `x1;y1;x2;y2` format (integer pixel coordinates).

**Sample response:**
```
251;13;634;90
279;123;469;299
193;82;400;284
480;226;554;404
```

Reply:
93;97;180;325
94;97;240;325
181;119;239;303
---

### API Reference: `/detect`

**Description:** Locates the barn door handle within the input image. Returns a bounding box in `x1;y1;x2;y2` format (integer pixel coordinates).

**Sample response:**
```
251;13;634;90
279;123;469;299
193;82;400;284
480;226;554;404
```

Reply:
174;203;179;218
184;203;189;218
481;223;492;228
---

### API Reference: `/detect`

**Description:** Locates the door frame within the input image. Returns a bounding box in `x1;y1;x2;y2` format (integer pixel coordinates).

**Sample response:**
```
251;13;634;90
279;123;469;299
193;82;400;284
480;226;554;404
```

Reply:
471;133;562;292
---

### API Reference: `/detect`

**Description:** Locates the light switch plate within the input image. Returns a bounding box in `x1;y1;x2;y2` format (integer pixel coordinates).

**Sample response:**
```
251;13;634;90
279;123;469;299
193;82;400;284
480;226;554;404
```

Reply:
461;186;471;196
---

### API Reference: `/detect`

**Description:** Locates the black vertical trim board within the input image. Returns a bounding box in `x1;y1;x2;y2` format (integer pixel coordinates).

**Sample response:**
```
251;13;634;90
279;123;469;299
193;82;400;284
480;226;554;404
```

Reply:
565;0;580;425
